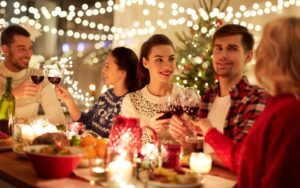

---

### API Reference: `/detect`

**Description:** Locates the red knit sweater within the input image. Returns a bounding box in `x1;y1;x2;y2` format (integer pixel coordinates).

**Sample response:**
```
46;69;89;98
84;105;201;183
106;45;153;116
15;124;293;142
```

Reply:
205;94;300;188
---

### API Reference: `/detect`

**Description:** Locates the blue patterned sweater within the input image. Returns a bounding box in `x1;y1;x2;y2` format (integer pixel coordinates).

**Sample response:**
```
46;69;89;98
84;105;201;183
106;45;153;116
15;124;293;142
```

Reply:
78;88;125;138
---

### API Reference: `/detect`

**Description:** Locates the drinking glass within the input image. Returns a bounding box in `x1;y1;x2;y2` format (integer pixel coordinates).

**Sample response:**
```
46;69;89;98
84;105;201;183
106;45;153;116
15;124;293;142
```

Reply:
31;67;45;85
161;143;183;169
45;64;63;85
156;94;172;120
181;87;203;143
168;89;184;117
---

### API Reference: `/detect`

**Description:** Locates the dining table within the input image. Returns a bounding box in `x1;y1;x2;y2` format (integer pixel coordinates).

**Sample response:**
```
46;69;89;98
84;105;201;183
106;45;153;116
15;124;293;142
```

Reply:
0;149;237;188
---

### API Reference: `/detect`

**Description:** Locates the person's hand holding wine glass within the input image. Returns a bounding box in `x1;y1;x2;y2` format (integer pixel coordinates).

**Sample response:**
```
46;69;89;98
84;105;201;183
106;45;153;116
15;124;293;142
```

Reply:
11;65;44;100
31;65;45;85
181;87;202;143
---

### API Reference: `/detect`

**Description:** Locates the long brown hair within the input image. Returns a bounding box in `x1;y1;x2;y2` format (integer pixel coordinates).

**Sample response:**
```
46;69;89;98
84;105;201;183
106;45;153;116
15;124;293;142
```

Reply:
110;47;139;92
137;34;174;89
255;17;300;97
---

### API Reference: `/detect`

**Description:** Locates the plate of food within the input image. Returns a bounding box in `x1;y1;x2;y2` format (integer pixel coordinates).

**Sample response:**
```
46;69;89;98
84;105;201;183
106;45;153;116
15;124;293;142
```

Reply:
147;167;204;188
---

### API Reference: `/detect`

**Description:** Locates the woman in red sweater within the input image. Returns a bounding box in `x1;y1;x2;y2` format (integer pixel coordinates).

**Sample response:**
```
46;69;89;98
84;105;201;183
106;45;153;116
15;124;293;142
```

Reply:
195;17;300;188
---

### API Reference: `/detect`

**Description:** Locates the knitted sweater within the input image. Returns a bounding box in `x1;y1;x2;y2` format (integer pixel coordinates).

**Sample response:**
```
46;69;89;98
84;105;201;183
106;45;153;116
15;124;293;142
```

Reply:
0;62;65;124
78;88;125;138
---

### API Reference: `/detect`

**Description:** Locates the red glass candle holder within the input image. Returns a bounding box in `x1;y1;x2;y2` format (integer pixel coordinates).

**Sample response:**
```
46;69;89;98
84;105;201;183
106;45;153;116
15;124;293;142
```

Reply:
161;144;183;169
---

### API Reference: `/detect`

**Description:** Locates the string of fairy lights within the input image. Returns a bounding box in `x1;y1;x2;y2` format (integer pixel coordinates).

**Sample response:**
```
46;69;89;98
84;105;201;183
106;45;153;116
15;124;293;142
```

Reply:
0;0;299;107
1;0;299;46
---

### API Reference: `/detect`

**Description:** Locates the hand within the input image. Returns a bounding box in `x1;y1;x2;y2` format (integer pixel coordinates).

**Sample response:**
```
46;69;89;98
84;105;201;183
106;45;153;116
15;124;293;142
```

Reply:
12;82;40;99
169;115;192;143
54;85;73;101
149;113;170;133
192;118;213;136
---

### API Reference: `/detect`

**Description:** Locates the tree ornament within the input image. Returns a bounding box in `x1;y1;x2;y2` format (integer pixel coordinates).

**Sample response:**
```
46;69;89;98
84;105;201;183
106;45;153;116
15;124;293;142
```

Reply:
216;19;223;27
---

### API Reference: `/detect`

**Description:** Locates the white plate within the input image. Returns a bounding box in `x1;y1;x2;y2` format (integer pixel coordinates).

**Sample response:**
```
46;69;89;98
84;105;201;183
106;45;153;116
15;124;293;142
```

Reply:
74;168;97;181
0;145;12;151
148;178;203;188
74;168;106;182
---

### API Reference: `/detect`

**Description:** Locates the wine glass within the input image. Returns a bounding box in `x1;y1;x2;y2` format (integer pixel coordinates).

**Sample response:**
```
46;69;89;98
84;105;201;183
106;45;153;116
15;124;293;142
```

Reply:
31;66;45;85
168;89;184;117
156;94;172;120
45;64;63;85
181;87;202;143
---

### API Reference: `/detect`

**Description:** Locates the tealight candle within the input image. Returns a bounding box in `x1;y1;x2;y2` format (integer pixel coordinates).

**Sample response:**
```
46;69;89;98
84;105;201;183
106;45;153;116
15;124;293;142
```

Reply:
107;157;133;185
91;167;106;180
90;158;105;177
189;152;212;173
21;125;35;142
91;167;105;174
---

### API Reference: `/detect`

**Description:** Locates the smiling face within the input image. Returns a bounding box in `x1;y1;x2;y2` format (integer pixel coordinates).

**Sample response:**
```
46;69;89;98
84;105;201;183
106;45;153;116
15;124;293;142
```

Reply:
2;35;33;72
212;35;252;81
101;53;126;86
142;45;175;85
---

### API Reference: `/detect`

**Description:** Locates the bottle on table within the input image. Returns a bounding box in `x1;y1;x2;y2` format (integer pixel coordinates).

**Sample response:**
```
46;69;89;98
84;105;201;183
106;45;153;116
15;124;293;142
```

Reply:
0;77;15;135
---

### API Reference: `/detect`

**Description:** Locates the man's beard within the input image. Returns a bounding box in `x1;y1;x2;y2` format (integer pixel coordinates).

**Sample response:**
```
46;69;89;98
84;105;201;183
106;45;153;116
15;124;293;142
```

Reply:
10;57;29;71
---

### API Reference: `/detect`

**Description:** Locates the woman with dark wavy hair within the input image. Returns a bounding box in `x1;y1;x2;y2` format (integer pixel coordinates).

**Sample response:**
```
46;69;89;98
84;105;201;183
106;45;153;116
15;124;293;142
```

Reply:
121;34;183;142
55;47;138;137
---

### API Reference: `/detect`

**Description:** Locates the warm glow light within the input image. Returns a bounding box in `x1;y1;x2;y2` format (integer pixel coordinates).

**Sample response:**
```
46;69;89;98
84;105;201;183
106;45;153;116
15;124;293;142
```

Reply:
190;152;212;173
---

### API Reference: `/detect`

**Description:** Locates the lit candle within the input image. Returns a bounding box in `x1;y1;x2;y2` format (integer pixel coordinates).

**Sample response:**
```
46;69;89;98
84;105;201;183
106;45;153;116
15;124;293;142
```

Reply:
189;152;212;173
91;167;105;174
107;157;133;185
20;121;58;142
21;125;35;142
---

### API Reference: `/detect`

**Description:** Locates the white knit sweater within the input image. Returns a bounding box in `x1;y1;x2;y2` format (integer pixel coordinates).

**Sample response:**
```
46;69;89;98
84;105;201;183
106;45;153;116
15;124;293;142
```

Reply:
121;83;182;127
0;62;65;124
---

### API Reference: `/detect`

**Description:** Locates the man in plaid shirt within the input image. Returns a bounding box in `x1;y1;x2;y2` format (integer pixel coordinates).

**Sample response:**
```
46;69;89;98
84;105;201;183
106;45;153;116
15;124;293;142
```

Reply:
169;24;269;167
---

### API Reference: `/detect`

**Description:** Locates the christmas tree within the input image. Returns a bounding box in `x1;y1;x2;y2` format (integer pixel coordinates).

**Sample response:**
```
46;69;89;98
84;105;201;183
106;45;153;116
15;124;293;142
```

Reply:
174;0;229;95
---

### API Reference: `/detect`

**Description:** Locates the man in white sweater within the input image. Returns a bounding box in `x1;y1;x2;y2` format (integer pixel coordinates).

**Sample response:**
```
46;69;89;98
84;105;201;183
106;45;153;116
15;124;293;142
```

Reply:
0;25;65;124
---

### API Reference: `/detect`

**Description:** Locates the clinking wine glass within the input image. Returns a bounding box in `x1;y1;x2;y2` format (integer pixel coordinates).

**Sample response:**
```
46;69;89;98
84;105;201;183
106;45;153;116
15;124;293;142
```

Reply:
168;89;184;117
156;90;184;121
156;94;172;120
31;66;45;85
181;87;202;143
45;65;62;85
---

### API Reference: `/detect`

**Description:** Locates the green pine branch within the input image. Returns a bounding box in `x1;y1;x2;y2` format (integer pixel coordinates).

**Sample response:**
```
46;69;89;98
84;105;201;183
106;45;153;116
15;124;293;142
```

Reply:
174;0;229;94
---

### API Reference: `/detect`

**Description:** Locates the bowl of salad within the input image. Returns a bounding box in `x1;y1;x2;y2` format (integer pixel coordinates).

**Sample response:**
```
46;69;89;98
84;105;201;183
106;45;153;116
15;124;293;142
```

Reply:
25;145;83;179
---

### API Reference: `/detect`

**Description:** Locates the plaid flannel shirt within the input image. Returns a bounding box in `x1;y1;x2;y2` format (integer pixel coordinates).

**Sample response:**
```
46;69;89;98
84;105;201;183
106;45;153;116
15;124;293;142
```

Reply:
199;76;269;143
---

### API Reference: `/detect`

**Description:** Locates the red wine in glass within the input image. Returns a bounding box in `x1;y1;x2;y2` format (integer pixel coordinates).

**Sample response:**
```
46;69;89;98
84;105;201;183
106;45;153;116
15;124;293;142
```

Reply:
48;77;61;85
31;75;44;84
184;106;200;119
157;110;173;120
169;105;184;116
